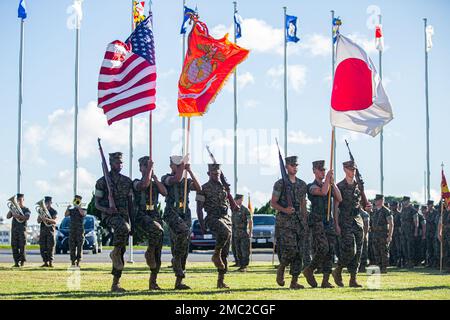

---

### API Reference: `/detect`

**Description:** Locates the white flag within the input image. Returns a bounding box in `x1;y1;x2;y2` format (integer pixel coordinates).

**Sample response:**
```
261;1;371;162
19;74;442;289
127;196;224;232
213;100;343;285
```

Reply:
331;35;393;137
426;25;434;52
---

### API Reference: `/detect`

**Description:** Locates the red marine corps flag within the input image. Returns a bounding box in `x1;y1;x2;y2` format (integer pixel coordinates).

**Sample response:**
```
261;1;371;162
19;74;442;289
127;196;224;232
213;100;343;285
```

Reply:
331;34;393;137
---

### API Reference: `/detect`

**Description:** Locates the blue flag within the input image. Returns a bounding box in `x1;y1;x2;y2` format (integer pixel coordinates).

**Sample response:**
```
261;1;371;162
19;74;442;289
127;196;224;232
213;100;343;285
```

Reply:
18;0;27;19
332;17;342;43
285;14;299;43
234;12;243;39
180;6;196;34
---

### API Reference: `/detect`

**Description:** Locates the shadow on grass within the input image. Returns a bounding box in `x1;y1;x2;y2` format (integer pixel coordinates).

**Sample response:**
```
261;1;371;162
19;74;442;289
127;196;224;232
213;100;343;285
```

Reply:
360;285;450;292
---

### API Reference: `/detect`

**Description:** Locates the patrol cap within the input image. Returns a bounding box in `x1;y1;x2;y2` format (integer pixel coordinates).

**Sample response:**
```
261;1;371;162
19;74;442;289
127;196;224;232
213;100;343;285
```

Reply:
427;200;434;206
343;160;355;169
109;152;123;162
390;201;398;206
234;194;244;200
402;196;411;202
285;156;298;166
375;194;384;201
170;155;183;166
312;160;325;170
138;156;150;166
16;193;24;199
44;196;52;203
413;204;420;210
208;163;221;172
74;195;82;200
421;205;427;210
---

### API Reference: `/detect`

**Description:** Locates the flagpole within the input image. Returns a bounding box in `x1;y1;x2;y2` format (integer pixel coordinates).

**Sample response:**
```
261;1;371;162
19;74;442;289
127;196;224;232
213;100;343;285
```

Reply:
182;118;191;214
440;163;444;273
233;1;238;195
283;6;288;157
181;0;186;155
17;17;25;194
73;7;81;198
424;18;431;202
331;10;336;175
379;14;384;195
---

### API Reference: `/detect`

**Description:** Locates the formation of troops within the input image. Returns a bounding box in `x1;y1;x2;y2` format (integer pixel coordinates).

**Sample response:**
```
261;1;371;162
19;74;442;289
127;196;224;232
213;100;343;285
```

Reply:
5;151;450;292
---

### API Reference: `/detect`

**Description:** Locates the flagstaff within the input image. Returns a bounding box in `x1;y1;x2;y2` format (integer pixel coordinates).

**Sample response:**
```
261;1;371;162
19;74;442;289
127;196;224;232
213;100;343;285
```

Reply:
73;1;81;198
379;14;384;195
181;0;186;155
424;18;431;202
331;10;336;175
283;6;288;157
17;16;25;194
233;1;238;195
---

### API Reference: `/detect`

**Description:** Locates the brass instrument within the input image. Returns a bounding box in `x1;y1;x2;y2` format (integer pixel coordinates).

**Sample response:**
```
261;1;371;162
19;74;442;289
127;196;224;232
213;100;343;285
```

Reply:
35;199;53;227
7;195;25;224
73;197;82;207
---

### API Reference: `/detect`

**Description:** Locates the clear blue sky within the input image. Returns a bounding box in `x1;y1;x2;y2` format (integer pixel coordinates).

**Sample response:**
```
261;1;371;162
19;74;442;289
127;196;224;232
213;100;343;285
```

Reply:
0;0;449;224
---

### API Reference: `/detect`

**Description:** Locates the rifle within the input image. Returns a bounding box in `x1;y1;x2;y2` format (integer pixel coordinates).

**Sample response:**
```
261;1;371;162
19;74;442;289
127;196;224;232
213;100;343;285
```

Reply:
275;139;293;209
344;140;369;208
97;138;117;212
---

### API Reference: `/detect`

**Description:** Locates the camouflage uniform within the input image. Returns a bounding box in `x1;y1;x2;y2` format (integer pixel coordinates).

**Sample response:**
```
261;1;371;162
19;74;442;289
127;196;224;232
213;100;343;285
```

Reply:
231;205;252;268
39;207;57;263
306;180;336;276
162;173;194;279
441;209;450;272
390;206;403;267
133;179;163;274
336;179;364;275
425;207;439;267
369;205;392;271
197;179;232;275
360;210;370;270
272;177;308;277
68;207;85;264
11;207;30;265
95;172;133;278
400;203;418;268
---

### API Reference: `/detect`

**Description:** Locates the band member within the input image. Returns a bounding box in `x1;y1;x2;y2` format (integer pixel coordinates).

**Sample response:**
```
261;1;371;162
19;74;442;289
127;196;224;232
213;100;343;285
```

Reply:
332;161;371;288
162;155;201;290
38;196;58;267
231;194;253;272
65;195;86;267
133;156;167;290
95;152;133;292
270;156;308;290
7;193;30;267
303;160;342;288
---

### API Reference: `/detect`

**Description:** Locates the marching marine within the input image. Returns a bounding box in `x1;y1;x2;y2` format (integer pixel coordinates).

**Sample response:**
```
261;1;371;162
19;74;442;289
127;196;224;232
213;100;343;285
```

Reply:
7;193;30;267
65;195;86;267
37;196;58;267
231;194;253;272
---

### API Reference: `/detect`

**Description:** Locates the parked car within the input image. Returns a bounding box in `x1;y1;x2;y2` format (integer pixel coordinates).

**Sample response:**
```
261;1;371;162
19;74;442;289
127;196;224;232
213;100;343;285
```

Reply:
55;214;103;255
189;219;215;252
251;214;275;248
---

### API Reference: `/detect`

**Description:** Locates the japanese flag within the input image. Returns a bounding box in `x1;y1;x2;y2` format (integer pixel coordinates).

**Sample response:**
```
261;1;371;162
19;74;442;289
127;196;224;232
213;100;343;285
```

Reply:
331;34;393;137
375;24;384;52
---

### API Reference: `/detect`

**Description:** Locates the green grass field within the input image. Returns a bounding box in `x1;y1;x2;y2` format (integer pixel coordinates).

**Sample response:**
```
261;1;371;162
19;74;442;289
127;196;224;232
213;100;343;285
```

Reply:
0;262;449;300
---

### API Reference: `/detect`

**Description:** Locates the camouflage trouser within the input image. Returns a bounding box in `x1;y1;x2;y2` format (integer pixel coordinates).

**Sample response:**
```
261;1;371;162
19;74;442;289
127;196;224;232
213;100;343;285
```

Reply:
303;227;312;268
390;233;402;265
11;229;27;264
39;231;55;262
443;228;450;271
309;222;336;275
103;215;130;277
337;220;363;275
276;223;305;277
414;236;426;264
69;229;84;264
231;232;238;263
426;236;438;266
233;233;251;267
401;232;415;266
360;234;368;267
370;234;389;269
205;215;232;275
164;212;191;278
138;213;163;273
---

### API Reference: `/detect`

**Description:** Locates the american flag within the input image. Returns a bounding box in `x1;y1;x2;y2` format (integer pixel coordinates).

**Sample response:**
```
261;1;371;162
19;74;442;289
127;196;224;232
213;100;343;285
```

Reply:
98;14;156;125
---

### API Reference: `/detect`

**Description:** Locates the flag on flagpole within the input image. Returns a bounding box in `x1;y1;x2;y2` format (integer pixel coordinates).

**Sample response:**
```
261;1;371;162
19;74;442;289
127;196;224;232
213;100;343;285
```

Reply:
234;12;243;39
375;24;384;52
426;25;434;52
442;168;450;207
177;17;249;117
18;0;27;19
285;14;300;43
332;17;342;43
98;14;156;125
133;1;146;26
331;34;393;137
180;6;196;34
248;193;254;215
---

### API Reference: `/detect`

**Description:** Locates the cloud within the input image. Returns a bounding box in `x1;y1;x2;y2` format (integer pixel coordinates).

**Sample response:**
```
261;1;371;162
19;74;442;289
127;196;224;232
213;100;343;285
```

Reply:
225;71;255;93
347;33;379;55
288;130;323;145
267;64;307;93
411;188;441;204
300;34;331;57
249;144;279;176
244;99;260;109
240;186;271;208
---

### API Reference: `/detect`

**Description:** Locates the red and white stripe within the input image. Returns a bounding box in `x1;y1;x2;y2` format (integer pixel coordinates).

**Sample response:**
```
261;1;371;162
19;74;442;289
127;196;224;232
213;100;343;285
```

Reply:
98;40;156;125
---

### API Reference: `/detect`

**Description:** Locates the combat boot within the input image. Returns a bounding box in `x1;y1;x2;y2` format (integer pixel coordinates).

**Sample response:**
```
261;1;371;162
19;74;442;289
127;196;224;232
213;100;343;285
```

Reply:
20;260;25;267
380;267;388;274
217;273;230;289
48;261;53;268
321;273;334;288
211;248;225;270
40;262;49;268
302;266;318;288
110;247;124;270
276;264;286;287
174;276;191;290
12;263;20;268
238;266;247;272
349;273;362;288
145;247;157;270
149;273;161;290
111;276;126;293
289;275;305;290
332;266;344;287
